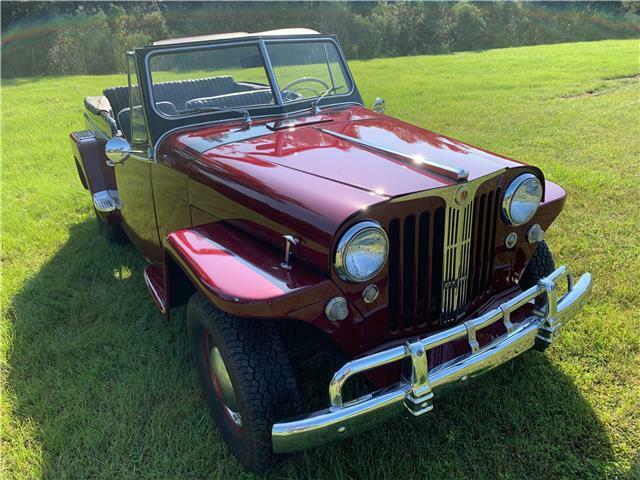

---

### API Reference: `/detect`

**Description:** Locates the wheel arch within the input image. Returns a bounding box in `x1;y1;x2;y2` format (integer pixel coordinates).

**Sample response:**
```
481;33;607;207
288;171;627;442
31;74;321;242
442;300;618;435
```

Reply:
160;222;344;320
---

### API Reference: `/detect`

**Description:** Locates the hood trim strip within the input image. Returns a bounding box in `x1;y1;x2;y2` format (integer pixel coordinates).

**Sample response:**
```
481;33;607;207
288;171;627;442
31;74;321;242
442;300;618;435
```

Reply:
317;128;469;182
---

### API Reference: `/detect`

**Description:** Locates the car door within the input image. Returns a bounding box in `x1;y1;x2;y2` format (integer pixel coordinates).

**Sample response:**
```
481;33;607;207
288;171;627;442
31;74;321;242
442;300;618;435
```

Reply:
114;53;162;262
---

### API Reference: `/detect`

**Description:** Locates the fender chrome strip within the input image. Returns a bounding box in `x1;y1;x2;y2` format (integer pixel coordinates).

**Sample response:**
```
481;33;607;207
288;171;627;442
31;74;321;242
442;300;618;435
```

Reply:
317;128;469;182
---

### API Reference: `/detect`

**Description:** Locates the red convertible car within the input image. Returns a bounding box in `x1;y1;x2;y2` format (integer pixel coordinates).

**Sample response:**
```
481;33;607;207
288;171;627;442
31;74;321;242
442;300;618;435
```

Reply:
71;29;592;471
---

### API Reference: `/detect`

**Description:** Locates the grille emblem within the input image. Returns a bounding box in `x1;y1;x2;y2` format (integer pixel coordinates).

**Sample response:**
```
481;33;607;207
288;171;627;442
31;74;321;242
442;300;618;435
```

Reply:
455;185;470;205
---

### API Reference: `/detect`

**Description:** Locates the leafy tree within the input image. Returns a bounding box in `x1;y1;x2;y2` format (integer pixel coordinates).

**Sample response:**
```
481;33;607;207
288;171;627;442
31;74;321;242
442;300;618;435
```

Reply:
1;1;638;78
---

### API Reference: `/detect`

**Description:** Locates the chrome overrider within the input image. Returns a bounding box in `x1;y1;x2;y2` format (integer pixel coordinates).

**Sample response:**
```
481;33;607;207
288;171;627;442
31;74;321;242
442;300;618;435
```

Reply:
272;265;592;453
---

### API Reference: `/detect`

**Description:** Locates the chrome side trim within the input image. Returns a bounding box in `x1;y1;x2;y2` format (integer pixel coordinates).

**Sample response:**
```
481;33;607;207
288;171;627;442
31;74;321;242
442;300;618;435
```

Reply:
272;266;592;453
93;190;122;212
317;128;469;182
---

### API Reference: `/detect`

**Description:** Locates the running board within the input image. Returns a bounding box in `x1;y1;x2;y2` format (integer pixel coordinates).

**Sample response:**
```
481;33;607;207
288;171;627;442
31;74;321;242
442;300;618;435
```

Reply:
93;190;122;212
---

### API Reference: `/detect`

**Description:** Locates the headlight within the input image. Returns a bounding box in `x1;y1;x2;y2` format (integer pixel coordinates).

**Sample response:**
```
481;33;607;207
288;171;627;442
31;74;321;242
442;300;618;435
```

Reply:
335;221;388;282
502;173;543;226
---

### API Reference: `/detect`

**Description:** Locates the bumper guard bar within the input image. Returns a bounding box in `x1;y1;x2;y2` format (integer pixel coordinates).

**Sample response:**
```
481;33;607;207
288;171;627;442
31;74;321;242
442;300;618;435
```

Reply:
272;266;592;453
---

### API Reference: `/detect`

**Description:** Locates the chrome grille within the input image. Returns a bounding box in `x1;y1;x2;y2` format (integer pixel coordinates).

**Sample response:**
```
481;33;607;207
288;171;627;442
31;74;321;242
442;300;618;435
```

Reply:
386;171;504;333
441;199;475;325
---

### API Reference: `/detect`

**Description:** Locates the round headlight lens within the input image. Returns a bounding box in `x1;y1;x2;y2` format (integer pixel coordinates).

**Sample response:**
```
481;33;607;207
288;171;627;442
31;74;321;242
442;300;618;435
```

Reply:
502;174;543;226
335;221;389;282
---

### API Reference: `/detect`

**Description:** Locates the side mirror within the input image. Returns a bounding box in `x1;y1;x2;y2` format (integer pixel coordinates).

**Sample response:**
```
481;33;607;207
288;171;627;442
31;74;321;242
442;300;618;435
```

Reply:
372;97;385;114
105;136;132;166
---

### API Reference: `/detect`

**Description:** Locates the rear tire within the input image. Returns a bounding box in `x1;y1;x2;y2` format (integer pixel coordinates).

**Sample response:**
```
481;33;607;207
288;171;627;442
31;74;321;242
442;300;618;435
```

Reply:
519;240;555;291
186;293;301;472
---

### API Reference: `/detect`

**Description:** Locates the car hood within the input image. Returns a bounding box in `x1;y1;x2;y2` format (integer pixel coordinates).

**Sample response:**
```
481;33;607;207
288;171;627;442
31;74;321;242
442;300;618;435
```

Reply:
167;106;525;269
174;106;521;197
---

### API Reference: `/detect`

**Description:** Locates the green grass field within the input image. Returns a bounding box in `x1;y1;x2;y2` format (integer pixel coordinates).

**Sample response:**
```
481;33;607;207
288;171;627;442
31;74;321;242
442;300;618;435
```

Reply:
2;39;639;479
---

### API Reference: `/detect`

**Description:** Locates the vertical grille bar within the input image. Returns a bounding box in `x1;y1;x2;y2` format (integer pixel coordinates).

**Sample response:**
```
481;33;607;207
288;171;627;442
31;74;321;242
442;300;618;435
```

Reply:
430;208;445;322
416;212;431;326
402;216;416;329
388;219;400;332
469;187;502;304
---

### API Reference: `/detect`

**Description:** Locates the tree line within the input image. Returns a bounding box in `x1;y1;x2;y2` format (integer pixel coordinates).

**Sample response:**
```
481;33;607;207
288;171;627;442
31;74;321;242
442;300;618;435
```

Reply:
2;1;639;78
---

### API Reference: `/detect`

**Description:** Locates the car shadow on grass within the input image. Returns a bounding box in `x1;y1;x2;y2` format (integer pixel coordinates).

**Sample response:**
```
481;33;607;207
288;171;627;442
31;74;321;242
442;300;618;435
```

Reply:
6;220;616;479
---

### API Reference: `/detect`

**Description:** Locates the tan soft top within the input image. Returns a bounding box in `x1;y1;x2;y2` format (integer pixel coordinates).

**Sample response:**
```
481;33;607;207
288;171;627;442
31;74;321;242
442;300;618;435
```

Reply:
153;28;321;46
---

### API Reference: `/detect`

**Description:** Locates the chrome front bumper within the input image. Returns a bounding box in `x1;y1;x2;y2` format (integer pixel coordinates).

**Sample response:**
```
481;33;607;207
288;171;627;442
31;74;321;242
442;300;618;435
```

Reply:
272;266;592;453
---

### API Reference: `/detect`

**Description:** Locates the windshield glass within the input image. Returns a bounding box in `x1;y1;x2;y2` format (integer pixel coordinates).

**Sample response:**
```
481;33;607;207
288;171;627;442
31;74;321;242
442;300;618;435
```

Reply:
148;44;274;117
266;41;351;104
147;40;352;117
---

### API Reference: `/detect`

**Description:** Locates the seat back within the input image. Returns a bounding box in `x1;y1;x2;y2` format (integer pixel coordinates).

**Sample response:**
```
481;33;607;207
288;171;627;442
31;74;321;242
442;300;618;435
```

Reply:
103;85;136;119
104;76;270;133
186;90;273;110
103;76;242;117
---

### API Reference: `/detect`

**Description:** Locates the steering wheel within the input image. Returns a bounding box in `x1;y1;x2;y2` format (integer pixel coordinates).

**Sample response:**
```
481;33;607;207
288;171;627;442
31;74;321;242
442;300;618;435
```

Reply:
280;77;331;101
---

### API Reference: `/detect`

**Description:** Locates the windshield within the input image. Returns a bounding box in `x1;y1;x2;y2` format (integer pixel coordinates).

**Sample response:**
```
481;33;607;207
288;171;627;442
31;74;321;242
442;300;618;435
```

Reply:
266;41;351;104
147;40;352;117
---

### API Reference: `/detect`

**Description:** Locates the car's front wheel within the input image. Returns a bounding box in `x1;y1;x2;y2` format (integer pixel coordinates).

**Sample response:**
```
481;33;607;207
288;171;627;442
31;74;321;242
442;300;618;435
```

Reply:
519;240;555;291
186;292;301;472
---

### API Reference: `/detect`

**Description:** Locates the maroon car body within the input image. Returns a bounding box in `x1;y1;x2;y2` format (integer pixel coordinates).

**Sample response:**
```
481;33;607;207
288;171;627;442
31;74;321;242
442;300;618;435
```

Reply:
70;29;591;470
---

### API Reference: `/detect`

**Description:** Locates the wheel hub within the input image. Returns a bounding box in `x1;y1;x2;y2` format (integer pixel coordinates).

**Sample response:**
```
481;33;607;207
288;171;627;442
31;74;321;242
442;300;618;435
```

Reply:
208;345;242;427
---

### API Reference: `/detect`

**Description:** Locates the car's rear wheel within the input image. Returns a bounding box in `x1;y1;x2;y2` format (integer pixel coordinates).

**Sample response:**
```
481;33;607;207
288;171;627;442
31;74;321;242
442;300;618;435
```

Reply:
186;292;301;472
519;240;555;291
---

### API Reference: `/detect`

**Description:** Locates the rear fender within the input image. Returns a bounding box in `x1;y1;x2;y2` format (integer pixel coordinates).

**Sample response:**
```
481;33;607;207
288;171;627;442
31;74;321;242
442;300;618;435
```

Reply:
162;222;344;320
69;130;120;223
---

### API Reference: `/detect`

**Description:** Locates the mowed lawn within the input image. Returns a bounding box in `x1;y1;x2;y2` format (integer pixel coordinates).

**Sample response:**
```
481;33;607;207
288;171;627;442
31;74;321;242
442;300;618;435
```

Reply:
2;39;639;479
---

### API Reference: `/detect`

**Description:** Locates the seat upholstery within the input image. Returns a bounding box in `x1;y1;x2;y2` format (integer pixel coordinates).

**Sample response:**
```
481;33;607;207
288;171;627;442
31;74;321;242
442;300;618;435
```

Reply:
103;85;137;121
186;90;273;110
103;76;269;132
117;102;177;141
103;76;251;116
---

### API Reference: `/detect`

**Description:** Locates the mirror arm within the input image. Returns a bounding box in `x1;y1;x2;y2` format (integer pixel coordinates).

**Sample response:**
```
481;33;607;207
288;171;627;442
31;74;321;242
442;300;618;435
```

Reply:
372;97;385;114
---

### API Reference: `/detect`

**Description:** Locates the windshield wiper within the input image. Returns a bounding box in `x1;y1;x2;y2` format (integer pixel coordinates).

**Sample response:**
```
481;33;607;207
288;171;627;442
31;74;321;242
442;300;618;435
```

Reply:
182;105;252;126
310;86;346;114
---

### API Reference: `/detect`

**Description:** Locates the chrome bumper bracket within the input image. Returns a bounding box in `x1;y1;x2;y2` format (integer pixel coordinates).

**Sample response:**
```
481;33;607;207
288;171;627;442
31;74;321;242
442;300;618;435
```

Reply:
272;266;592;453
404;340;434;415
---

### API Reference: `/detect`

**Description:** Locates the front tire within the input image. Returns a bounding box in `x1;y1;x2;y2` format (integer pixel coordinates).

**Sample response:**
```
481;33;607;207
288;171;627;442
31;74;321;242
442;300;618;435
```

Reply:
519;240;555;291
186;293;301;472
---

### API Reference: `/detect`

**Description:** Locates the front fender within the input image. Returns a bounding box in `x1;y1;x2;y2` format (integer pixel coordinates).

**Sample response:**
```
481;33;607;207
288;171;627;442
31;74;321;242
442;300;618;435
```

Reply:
163;222;343;319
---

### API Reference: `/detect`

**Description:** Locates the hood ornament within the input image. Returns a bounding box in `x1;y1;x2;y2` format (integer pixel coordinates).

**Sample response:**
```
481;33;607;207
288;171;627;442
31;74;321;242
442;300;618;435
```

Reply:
317;128;469;182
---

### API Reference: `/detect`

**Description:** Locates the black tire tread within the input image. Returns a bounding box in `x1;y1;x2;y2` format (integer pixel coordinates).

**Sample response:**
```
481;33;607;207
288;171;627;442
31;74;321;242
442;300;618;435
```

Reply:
519;240;555;290
187;293;300;472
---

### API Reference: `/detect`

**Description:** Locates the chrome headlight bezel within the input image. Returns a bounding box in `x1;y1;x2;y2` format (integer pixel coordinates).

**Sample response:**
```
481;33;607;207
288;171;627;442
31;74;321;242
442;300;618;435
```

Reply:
502;173;543;226
334;221;389;283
